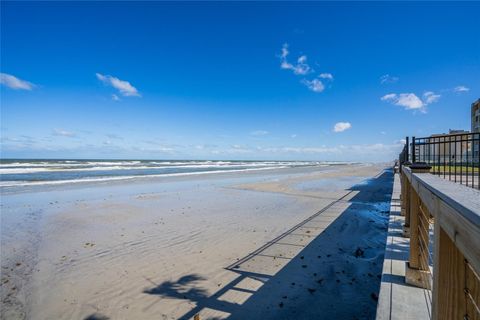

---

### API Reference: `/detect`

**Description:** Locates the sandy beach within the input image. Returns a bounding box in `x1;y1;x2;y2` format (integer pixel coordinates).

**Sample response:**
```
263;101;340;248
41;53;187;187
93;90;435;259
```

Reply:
1;163;393;320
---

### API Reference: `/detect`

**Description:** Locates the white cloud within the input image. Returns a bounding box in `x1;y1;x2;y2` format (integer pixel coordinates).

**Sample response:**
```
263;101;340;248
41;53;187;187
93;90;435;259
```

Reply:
0;73;35;90
133;143;176;153
423;91;441;104
381;93;397;101
250;130;269;136
279;44;312;75
106;133;123;140
333;122;352;133
380;74;399;84
1;135;37;148
96;73;140;97
318;73;334;80
259;146;339;154
257;141;404;159
210;142;404;161
382;93;424;110
454;85;470;93
193;144;217;150
112;94;120;101
279;44;334;93
228;144;251;154
381;91;440;112
302;79;325;92
52;129;76;137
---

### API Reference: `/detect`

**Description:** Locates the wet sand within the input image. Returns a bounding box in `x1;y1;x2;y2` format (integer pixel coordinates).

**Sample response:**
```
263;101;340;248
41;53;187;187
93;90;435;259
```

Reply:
0;163;393;319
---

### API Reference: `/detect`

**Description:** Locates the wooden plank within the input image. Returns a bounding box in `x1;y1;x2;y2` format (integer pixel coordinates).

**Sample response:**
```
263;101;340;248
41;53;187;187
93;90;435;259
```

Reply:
466;301;480;320
418;204;431;273
437;199;480;277
431;227;466;320
466;261;480;320
432;220;441;319
404;177;411;227
401;173;406;216
409;187;420;269
411;170;480;227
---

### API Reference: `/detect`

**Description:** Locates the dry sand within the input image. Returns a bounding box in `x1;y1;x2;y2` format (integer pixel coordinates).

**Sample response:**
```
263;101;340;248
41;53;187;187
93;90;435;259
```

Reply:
0;163;393;320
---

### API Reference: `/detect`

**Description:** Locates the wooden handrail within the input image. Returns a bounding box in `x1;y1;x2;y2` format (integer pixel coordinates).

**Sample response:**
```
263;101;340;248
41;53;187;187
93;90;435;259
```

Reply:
401;166;480;320
402;167;480;274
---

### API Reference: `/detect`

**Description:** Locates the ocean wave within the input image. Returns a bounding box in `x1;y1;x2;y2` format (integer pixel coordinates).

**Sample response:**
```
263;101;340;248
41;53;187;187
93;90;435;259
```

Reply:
0;160;323;174
0;165;290;188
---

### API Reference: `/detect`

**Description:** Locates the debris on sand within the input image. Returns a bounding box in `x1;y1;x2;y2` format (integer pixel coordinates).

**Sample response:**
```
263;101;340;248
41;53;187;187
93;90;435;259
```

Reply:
354;247;364;258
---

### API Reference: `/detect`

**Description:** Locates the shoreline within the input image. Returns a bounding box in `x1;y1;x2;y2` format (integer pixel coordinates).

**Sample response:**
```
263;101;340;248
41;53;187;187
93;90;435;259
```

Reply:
0;161;387;195
0;162;362;193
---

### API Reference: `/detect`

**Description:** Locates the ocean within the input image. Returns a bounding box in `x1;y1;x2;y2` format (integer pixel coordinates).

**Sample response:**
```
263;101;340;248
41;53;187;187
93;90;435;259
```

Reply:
0;159;340;188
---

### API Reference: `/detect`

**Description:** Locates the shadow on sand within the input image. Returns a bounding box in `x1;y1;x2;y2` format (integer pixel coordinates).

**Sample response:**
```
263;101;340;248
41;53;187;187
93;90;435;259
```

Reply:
84;313;110;320
143;169;394;320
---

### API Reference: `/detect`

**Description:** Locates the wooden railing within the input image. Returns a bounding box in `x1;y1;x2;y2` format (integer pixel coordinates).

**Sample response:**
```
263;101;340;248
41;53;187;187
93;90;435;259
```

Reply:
401;164;480;319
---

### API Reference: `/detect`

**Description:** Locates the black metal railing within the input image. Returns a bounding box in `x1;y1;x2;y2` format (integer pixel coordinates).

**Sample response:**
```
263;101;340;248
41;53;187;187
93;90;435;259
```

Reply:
399;132;480;189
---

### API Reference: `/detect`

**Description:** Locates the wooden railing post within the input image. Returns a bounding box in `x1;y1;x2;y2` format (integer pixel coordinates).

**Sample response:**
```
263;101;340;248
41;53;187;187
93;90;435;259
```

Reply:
405;163;432;289
432;226;466;320
409;186;420;269
401;163;412;237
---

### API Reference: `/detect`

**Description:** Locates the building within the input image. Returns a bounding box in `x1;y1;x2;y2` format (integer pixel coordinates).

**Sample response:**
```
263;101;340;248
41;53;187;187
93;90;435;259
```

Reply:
414;100;480;164
414;129;470;165
472;99;480;133
473;99;480;160
428;130;469;162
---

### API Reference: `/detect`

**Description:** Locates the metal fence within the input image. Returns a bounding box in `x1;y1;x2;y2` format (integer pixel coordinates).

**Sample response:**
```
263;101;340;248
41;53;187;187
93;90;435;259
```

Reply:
398;132;480;189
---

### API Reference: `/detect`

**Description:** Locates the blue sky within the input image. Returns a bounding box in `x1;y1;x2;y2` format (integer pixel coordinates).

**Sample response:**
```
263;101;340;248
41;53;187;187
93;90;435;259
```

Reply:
1;2;479;161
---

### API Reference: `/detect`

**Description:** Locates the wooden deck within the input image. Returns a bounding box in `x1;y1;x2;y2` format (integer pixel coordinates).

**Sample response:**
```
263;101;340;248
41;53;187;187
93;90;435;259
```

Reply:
376;172;431;320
